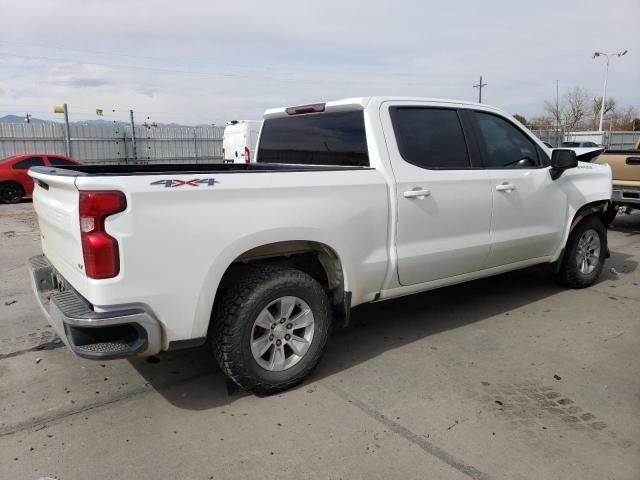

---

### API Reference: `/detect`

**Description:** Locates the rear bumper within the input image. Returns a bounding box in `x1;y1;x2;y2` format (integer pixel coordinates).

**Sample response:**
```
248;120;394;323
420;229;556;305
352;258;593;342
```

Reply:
612;185;640;206
27;255;162;360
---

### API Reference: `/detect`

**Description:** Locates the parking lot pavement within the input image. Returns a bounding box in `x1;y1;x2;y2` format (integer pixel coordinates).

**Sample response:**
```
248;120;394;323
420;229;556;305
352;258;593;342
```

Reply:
0;202;58;358
1;204;639;480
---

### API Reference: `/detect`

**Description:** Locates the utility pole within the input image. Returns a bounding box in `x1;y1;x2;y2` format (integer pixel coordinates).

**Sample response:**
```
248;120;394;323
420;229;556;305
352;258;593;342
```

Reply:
63;104;71;157
53;104;72;156
473;75;487;103
593;50;628;131
129;109;137;161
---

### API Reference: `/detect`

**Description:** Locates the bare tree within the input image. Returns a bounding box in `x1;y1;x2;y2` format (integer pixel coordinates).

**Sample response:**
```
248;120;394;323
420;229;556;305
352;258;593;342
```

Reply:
540;86;639;132
562;86;590;131
590;97;616;129
544;86;596;131
609;106;639;131
543;99;563;128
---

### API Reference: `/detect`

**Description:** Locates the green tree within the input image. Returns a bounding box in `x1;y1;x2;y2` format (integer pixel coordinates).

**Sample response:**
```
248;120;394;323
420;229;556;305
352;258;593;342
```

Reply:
513;114;527;125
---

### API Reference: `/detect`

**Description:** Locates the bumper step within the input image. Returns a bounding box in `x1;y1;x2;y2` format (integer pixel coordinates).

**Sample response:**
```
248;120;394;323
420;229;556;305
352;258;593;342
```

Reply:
27;255;162;360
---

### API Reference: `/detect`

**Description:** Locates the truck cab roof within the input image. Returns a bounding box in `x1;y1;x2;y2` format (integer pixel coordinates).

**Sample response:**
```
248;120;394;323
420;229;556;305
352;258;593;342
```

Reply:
263;96;504;119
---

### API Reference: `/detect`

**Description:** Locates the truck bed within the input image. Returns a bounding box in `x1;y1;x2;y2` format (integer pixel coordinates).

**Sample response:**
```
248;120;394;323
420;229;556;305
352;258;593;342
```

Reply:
30;163;371;177
594;150;639;183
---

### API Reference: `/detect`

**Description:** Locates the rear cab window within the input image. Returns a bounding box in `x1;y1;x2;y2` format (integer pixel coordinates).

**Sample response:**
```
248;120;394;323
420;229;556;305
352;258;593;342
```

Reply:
257;111;369;166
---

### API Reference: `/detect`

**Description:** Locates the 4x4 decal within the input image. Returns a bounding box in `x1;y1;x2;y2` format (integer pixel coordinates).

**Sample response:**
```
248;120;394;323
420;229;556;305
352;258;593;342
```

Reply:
150;178;219;188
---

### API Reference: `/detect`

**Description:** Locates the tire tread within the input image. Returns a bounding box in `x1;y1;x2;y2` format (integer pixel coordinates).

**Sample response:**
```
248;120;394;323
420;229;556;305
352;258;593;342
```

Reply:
557;215;606;289
211;265;331;395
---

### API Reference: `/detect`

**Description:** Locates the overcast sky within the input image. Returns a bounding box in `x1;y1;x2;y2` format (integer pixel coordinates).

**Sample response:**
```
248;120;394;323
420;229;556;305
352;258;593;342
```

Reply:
1;0;638;125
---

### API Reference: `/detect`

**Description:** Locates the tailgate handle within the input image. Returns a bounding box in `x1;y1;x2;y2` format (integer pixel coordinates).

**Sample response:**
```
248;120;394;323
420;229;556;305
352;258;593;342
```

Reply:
626;157;640;165
36;180;49;190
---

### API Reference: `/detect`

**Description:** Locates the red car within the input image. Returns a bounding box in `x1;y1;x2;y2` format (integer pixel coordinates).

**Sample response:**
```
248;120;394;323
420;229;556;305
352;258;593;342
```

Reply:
0;154;80;204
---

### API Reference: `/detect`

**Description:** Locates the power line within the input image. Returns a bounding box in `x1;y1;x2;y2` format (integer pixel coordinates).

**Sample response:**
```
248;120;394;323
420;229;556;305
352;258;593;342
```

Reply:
0;40;174;63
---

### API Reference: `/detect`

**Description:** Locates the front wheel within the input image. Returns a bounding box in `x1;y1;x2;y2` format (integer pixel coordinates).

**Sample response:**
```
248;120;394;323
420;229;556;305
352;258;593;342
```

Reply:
557;215;606;288
211;266;332;395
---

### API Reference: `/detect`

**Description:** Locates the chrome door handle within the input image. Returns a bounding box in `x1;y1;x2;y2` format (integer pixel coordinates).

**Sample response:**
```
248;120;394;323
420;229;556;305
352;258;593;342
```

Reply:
495;183;516;192
404;189;431;199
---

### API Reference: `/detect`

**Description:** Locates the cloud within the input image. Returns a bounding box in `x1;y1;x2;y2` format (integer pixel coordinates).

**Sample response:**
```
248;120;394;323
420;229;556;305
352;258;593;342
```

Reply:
0;0;638;124
45;67;113;88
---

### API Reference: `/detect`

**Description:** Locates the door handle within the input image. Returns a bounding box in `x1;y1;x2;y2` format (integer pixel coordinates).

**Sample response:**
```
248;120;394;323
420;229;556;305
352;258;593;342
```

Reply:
495;183;516;192
404;189;431;199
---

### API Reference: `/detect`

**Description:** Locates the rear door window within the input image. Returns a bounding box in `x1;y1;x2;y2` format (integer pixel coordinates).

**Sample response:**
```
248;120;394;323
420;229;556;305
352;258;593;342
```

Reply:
389;107;471;169
13;157;45;169
257;111;369;166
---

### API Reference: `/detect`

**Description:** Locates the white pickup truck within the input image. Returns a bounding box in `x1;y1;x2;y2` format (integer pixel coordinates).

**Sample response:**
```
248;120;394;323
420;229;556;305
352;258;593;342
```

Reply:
28;97;612;395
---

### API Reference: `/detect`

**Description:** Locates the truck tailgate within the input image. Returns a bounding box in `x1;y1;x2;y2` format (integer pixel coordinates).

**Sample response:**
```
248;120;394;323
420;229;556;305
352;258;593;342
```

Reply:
595;152;640;182
30;170;87;293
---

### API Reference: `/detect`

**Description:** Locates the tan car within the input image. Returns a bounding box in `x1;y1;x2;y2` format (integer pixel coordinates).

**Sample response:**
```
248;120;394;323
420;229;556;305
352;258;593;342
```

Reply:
594;139;640;222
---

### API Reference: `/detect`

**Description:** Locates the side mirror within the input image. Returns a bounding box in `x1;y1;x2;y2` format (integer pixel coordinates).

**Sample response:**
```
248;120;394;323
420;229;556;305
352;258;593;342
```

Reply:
550;149;577;180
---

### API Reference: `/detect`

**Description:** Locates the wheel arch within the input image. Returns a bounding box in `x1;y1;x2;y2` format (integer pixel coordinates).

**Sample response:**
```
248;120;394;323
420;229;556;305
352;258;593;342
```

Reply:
552;199;609;272
194;239;351;340
569;200;609;233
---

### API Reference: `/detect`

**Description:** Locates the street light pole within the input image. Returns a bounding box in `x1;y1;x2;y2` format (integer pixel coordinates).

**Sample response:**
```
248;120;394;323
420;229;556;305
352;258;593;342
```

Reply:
593;50;627;132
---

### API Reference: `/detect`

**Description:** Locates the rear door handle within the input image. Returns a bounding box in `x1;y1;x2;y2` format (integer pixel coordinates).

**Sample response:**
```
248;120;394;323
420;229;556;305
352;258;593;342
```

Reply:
495;183;516;192
404;189;431;199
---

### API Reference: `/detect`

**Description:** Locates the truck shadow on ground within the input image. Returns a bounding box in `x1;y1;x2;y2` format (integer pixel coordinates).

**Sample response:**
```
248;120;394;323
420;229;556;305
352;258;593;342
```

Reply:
129;245;637;410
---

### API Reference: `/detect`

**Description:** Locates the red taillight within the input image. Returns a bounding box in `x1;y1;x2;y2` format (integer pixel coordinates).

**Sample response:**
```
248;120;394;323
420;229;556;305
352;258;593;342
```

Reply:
285;103;325;115
79;191;126;279
222;147;225;159
244;146;251;163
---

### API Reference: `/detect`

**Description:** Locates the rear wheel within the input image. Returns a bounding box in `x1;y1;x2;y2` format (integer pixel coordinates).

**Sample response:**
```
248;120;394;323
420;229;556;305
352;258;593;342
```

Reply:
557;215;606;288
0;182;23;204
212;266;332;395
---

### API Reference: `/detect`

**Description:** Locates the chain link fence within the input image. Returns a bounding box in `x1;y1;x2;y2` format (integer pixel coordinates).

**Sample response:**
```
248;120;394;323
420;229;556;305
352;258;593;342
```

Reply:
0;123;224;164
529;125;640;149
2;122;639;165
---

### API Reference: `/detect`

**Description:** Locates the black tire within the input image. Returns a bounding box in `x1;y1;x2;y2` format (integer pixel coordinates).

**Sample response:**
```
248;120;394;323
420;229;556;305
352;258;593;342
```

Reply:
557;215;607;288
211;266;332;395
0;182;23;204
604;204;617;225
